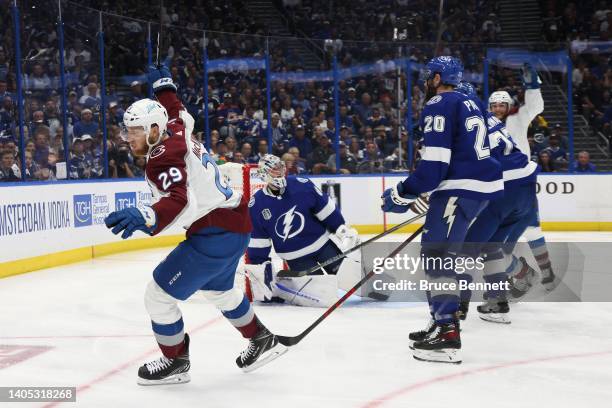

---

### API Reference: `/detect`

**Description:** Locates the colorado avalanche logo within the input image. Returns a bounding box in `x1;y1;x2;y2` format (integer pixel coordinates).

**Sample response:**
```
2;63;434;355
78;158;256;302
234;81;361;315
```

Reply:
274;205;305;241
149;145;166;159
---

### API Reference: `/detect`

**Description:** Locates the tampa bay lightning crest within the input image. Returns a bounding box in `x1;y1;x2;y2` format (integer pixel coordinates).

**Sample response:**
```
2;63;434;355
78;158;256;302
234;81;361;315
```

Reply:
274;205;305;241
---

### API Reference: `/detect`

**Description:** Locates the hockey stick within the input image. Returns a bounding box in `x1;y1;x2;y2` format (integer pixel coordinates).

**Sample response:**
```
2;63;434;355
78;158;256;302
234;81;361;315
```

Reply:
277;213;425;278
277;225;424;347
156;0;163;66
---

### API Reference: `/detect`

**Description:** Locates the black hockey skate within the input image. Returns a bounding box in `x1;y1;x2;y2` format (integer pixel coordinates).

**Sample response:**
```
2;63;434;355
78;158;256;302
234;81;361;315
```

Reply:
412;321;461;364
408;318;435;350
456;301;470;321
236;324;287;373
541;267;557;291
137;333;191;385
477;298;511;324
508;257;538;302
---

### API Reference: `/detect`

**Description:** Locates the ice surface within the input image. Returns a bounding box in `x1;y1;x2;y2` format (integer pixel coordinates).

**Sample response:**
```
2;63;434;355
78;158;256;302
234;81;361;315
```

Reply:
1;232;612;408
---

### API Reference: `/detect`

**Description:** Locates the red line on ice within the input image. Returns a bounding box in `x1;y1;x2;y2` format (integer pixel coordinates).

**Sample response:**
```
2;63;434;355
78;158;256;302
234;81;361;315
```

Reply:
41;316;222;408
0;335;153;340
361;349;612;408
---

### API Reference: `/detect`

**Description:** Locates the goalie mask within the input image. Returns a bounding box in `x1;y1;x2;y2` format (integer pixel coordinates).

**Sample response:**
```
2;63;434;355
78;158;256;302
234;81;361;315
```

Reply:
121;98;169;156
258;154;287;194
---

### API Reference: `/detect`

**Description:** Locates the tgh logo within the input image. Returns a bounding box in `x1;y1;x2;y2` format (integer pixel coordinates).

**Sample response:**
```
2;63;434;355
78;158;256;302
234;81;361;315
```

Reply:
73;194;92;227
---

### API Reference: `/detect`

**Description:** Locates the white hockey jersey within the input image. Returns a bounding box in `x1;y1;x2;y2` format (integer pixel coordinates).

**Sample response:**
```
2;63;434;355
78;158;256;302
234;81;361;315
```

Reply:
504;88;544;157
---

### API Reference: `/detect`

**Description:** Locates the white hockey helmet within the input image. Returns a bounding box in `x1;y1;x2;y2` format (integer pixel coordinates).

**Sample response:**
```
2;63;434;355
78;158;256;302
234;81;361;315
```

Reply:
258;154;287;193
488;91;514;109
122;98;169;151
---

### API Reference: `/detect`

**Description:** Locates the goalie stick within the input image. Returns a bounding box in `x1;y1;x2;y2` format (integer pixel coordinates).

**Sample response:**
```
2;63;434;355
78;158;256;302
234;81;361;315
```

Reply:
276;213;425;278
277;225;424;347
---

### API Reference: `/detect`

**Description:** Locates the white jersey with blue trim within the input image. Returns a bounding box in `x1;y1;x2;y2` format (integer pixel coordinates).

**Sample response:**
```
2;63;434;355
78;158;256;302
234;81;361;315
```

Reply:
486;112;538;187
247;177;345;264
402;91;503;200
504;88;544;157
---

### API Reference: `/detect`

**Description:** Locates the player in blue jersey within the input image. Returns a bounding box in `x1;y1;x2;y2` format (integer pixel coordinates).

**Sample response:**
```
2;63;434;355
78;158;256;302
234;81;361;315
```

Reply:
381;56;503;364
454;81;540;323
488;64;556;291
244;154;361;307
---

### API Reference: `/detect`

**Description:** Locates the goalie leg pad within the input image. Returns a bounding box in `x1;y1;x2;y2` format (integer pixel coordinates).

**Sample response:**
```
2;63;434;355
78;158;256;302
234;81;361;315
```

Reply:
275;275;338;307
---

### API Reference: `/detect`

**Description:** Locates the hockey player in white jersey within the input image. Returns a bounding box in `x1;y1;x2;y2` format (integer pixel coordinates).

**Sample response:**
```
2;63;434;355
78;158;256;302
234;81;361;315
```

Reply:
243;154;362;307
488;63;556;290
103;65;287;385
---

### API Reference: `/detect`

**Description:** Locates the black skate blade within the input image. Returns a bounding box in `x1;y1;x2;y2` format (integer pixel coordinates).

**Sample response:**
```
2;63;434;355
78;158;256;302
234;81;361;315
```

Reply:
137;372;191;386
241;343;288;373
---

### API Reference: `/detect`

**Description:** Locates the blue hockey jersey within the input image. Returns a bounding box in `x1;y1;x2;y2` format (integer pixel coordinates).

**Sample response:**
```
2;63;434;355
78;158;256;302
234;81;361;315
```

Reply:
247;177;345;264
485;112;538;187
401;91;503;200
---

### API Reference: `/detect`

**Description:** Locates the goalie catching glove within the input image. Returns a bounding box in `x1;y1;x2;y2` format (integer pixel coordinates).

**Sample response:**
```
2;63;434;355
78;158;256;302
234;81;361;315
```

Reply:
381;182;417;213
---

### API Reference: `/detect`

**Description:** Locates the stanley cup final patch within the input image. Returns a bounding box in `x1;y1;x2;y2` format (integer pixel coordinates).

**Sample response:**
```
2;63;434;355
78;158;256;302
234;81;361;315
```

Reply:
262;208;272;220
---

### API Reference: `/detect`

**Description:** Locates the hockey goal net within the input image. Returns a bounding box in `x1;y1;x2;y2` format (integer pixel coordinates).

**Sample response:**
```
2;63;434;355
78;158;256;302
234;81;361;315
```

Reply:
216;162;265;301
218;162;265;200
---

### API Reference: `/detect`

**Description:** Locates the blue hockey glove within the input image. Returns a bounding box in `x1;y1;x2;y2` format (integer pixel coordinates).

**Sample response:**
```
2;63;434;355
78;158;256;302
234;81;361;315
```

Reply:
521;63;541;89
381;182;417;213
148;64;177;92
104;206;157;239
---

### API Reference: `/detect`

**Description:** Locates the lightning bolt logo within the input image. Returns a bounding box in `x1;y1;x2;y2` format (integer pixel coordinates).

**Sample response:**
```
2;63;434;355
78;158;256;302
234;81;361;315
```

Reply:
443;197;458;238
275;205;305;242
282;205;297;241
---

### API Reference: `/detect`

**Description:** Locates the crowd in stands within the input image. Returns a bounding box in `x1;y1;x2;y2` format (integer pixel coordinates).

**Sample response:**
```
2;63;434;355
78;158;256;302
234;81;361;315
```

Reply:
0;0;607;182
542;1;611;157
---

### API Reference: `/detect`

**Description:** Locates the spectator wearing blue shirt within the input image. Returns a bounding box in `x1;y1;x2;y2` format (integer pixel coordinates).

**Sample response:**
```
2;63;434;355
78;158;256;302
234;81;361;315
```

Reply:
69;138;94;179
365;107;388;128
0;98;13;134
569;151;597;173
293;90;310;111
353;92;373;129
0;78;12;100
108;101;124;126
33;127;50;168
339;125;352;144
344;87;358;112
269;113;287;144
73;109;99;139
288;124;312;159
542;135;567;162
338;105;354;131
78;82;101;112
